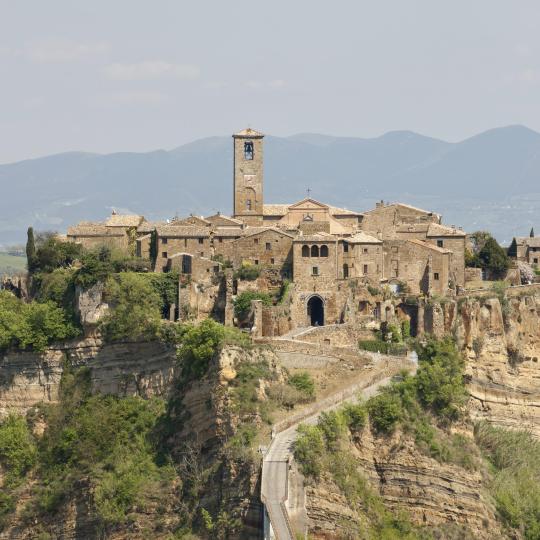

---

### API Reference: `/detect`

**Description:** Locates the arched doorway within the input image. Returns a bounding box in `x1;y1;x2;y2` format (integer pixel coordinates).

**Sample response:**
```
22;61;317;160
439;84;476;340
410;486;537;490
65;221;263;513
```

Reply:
307;295;324;326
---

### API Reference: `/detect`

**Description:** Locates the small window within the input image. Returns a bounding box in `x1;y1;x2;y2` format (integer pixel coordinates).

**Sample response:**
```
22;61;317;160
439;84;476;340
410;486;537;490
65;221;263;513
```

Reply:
312;266;319;276
266;242;271;250
311;245;319;257
271;258;275;264
437;240;444;248
343;243;349;253
246;199;252;211
162;252;168;258
534;258;538;264
219;238;223;243
363;264;368;275
363;247;368;253
320;245;329;257
343;264;349;278
244;141;254;160
253;238;259;245
162;238;168;244
302;245;310;257
184;238;187;247
198;238;204;244
255;259;259;265
434;272;440;280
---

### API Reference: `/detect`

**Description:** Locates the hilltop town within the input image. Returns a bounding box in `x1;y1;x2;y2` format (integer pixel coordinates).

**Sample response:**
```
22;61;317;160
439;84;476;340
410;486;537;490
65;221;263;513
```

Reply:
62;128;478;336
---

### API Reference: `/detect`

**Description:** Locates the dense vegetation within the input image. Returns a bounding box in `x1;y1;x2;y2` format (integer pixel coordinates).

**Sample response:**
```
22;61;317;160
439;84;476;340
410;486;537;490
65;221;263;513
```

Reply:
0;290;79;351
0;366;177;535
476;423;540;540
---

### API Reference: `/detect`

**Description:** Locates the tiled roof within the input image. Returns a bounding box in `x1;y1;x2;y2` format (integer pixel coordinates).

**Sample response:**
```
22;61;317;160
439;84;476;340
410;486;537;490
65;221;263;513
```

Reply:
262;202;362;217
137;221;165;233
67;224;124;237
293;232;336;242
156;226;210;238
213;228;243;238
329;206;363;217
346;232;382;244
514;236;540;248
205;213;244;226
427;223;466;237
171;215;212;227
407;239;451;254
364;202;440;217
105;214;144;227
242;227;295;239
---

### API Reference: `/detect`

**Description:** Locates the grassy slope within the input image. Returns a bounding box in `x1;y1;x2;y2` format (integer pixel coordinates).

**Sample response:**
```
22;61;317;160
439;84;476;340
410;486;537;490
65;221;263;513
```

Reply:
0;253;26;274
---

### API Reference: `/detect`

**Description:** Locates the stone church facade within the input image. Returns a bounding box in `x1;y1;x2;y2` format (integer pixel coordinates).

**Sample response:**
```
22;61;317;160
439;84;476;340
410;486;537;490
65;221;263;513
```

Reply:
66;128;467;333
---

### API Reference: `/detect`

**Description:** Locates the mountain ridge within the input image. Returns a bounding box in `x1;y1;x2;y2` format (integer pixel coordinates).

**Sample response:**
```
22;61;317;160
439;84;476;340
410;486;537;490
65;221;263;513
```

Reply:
1;125;539;246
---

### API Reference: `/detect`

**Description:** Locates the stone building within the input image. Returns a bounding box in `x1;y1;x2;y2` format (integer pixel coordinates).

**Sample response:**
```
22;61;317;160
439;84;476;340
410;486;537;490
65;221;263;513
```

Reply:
383;239;451;296
230;228;294;273
509;234;540;268
65;127;469;332
155;225;211;273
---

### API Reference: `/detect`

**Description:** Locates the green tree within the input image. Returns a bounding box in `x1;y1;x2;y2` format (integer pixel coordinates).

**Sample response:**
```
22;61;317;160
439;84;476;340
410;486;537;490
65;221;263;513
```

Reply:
26;227;36;271
233;291;272;319
149;229;158;268
101;273;162;341
477;236;510;279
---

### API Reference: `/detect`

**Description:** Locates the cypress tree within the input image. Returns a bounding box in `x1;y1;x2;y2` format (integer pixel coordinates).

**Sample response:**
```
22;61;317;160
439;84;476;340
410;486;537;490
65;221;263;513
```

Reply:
531;227;535;238
149;229;158;268
26;226;36;271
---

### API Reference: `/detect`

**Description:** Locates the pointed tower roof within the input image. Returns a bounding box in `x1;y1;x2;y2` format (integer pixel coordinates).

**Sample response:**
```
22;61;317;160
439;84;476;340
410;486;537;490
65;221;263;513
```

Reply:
233;127;264;138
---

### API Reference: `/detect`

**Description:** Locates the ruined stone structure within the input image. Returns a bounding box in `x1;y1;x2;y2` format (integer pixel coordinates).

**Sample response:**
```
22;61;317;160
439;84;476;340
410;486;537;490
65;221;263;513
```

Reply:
65;127;468;334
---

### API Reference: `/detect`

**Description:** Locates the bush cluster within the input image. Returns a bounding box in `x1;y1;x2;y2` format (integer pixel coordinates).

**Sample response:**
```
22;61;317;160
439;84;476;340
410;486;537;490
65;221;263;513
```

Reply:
176;318;250;380
0;290;79;352
233;264;261;281
233;291;272;319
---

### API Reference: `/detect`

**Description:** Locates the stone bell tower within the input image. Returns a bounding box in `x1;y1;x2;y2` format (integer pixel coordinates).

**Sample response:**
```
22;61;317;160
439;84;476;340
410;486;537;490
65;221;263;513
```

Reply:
233;128;264;225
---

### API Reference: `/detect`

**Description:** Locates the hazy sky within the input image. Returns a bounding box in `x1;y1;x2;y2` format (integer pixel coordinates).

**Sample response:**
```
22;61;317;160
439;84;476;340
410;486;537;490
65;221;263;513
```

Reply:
1;1;540;163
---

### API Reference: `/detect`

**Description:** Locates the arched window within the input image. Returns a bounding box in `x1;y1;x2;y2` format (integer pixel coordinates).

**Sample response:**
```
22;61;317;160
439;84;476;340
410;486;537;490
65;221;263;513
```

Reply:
244;141;254;160
320;245;329;257
302;245;310;257
343;263;349;278
311;245;319;257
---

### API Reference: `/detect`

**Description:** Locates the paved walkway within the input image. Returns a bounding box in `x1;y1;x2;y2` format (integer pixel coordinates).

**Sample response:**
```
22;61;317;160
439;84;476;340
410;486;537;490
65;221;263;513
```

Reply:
261;357;416;539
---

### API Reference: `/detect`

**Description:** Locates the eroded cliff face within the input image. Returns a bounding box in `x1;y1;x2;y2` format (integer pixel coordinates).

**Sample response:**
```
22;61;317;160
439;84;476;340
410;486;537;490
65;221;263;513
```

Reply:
455;293;540;436
0;338;178;418
306;425;501;540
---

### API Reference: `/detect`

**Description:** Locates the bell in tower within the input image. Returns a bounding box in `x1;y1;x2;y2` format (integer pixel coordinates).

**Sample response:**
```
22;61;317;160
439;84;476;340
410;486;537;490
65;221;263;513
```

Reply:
232;128;264;225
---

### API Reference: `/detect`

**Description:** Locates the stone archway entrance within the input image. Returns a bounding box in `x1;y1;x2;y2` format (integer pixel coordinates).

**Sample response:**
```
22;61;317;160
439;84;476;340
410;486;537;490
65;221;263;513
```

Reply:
307;295;324;326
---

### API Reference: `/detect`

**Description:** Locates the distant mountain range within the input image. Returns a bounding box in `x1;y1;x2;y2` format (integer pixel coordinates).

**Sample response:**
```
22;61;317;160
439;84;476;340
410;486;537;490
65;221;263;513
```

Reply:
1;125;539;247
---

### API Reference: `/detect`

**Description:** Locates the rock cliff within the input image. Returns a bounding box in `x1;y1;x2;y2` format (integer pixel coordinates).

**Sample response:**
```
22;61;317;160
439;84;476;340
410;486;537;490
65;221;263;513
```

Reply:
0;338;178;418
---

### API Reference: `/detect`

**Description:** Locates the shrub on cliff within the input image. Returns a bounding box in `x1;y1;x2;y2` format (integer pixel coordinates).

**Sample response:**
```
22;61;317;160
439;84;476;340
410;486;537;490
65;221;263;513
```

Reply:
0;415;37;484
177;318;250;380
101;273;162;341
0;291;79;351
